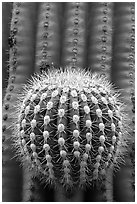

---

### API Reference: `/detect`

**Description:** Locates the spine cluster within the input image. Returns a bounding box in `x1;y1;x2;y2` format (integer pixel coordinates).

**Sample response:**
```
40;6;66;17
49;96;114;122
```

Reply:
12;69;128;189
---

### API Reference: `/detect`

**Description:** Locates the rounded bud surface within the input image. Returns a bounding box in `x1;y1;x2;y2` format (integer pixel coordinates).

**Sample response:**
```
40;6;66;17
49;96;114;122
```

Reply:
107;153;112;160
47;101;53;110
52;90;58;97
115;110;120;118
20;130;24;138
46;154;52;162
60;95;67;104
72;101;79;109
63;159;70;167
58;109;65;117
110;145;114;152
33;152;38;158
71;90;77;97
111;123;115;132
30;132;35;141
43;130;49;139
22;119;26;128
85;143;91;151
84;105;90;114
112;135;116;144
99;135;105;144
30;143;36;152
86;120;92;128
86;132;92;141
91;96;98;104
41;93;47;101
58;137;65;146
83;153;88;161
118;131;122;138
44;115;50;125
73;129;79;138
64;167;70;174
96;109;102;117
47;162;53;169
94;162;100;169
73;141;80;149
101;97;108;105
74;150;80;158
81;93;87;101
60;150;67;158
80;161;87;168
99;123;105;132
73;115;79;123
58;123;65;132
96;155;101;162
108;109;113;118
31;119;37;129
118;121;122;129
34;105;40;114
43;143;50;152
25;105;30;115
98;146;104;154
21;139;26;146
108;97;114;104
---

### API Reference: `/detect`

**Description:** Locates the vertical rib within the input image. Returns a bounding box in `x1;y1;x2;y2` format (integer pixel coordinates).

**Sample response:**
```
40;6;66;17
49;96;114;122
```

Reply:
2;3;38;201
88;3;114;80
112;2;135;202
2;3;13;98
61;2;88;69
35;3;62;73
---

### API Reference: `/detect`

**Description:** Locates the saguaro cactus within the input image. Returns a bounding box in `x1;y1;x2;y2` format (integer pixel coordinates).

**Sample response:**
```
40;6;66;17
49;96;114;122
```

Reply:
2;2;135;202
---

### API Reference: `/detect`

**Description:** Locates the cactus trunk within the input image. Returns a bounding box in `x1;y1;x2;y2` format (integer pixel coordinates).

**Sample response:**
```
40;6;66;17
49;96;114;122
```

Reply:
2;2;135;202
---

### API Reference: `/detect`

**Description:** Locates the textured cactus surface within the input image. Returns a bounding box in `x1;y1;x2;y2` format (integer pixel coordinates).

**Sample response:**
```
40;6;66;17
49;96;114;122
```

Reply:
12;69;127;189
2;2;135;202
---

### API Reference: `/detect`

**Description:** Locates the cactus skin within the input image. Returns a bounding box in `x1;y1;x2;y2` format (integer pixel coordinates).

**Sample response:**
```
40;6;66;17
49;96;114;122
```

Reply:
2;2;135;202
2;2;13;97
88;3;113;79
61;3;88;68
2;2;39;201
12;69;128;192
88;4;114;200
112;3;135;201
35;3;61;72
